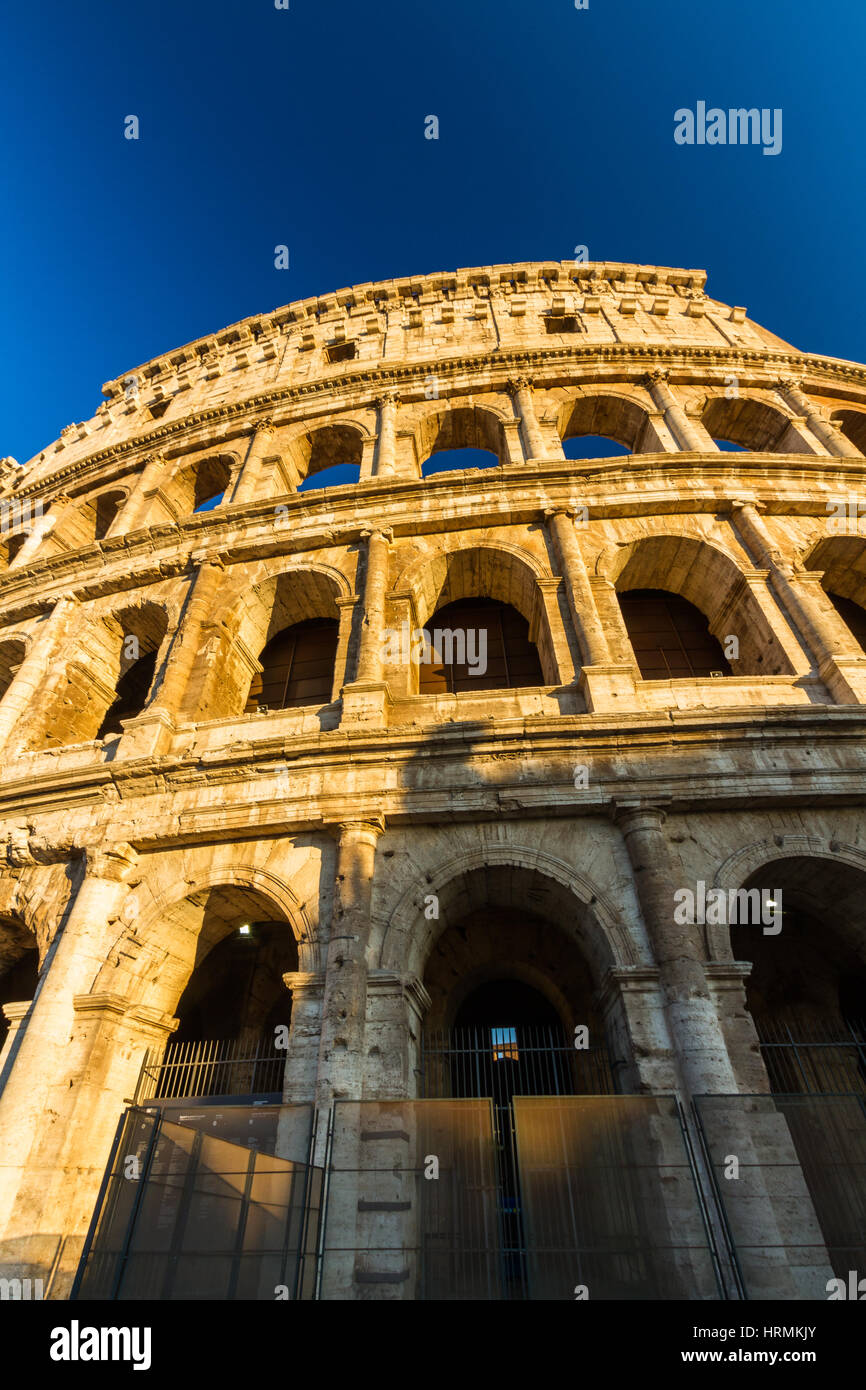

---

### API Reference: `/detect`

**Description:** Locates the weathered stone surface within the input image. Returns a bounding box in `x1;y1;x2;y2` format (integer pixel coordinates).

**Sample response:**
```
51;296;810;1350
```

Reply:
0;260;865;1298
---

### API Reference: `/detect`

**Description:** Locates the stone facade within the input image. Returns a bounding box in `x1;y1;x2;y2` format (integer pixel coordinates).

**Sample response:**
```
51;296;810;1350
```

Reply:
0;259;865;1298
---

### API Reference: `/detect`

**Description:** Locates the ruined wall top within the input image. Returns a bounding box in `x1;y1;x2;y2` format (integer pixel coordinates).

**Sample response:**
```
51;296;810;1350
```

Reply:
6;258;829;488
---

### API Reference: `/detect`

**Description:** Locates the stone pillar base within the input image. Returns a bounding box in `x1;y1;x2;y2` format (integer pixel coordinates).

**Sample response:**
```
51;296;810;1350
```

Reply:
578;663;638;712
114;707;178;759
340;681;391;726
817;654;866;704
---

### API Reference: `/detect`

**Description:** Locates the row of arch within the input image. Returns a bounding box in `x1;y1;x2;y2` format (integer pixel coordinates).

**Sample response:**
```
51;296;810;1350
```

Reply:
6;388;866;567
3;840;865;1099
2;530;866;749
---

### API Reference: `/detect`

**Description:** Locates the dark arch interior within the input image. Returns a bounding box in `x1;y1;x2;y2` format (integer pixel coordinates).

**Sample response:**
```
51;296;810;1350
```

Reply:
619;588;732;679
454;978;563;1030
174;920;297;1045
192;458;232;513
94;490;125;540
246;617;339;711
827;591;866;654
96;649;159;739
0;947;39;1050
418;597;544;694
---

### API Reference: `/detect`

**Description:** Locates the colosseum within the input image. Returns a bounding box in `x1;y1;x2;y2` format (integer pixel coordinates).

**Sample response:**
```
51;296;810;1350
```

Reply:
0;259;865;1302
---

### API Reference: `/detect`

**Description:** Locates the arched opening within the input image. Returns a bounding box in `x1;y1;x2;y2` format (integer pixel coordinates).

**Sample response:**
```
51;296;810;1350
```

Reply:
93;490;126;539
417;406;505;475
32;603;168;749
288;424;364;490
606;535;792;677
0;533;28;568
192;460;231;512
827;592;866;654
399;545;564;691
701;397;814;453
96;648;160;738
417;597;545;693
712;438;748;452
729;857;866;1096
0;638;26;703
419;873;618;1299
618;588;732;679
244;617;339;711
562;434;630;460
0;918;39;1052
831;409;866;455
197;569;344;722
156;455;234;519
146;886;300;1102
95;605;168;740
558;394;659;455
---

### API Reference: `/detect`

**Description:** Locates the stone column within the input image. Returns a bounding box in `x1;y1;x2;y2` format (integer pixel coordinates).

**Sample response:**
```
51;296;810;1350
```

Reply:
281;971;325;1104
613;802;737;1097
364;972;431;1098
510;376;551;460
7;500;53;568
732;502;852;664
375;395;398;477
231;419;278;505
544;508;611;667
0;1001;32;1076
0;844;155;1287
341;529;393;725
647;370;717;452
114;451;170;532
146;559;226;725
316;819;383;1105
0;597;80;754
777;380;861;458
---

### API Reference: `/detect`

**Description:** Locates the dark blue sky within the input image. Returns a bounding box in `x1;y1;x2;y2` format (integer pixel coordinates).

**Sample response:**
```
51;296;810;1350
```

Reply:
3;0;864;465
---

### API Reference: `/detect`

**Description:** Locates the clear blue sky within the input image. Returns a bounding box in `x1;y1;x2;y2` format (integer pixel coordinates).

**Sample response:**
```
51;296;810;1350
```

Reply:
2;0;865;465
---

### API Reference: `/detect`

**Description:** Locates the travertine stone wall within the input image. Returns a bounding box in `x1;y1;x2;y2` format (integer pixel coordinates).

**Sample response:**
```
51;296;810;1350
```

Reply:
0;260;865;1297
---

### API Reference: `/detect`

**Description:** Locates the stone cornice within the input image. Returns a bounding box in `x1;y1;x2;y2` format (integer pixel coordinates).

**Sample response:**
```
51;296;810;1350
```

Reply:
0;706;864;846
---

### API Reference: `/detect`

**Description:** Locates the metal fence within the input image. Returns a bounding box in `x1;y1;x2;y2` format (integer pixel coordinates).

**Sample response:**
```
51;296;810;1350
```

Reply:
134;1037;286;1104
420;1024;615;1103
753;1015;866;1096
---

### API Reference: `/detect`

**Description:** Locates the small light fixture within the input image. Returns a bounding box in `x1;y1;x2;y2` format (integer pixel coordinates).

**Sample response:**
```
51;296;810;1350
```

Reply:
239;924;250;936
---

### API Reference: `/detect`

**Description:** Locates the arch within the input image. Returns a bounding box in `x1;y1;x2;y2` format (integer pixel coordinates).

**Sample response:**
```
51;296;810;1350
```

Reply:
94;863;320;1018
709;837;866;961
0;913;39;1051
28;600;169;749
804;534;866;611
831;409;866;455
93;489;127;539
0;533;28;568
375;846;638;984
393;542;562;686
701;395;816;454
557;392;660;454
598;532;794;676
0;636;27;703
285;422;365;488
160;454;235;518
415;404;508;472
196;564;348;720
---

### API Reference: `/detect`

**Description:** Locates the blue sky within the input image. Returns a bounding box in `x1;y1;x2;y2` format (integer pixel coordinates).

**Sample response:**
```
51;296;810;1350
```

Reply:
2;0;865;465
